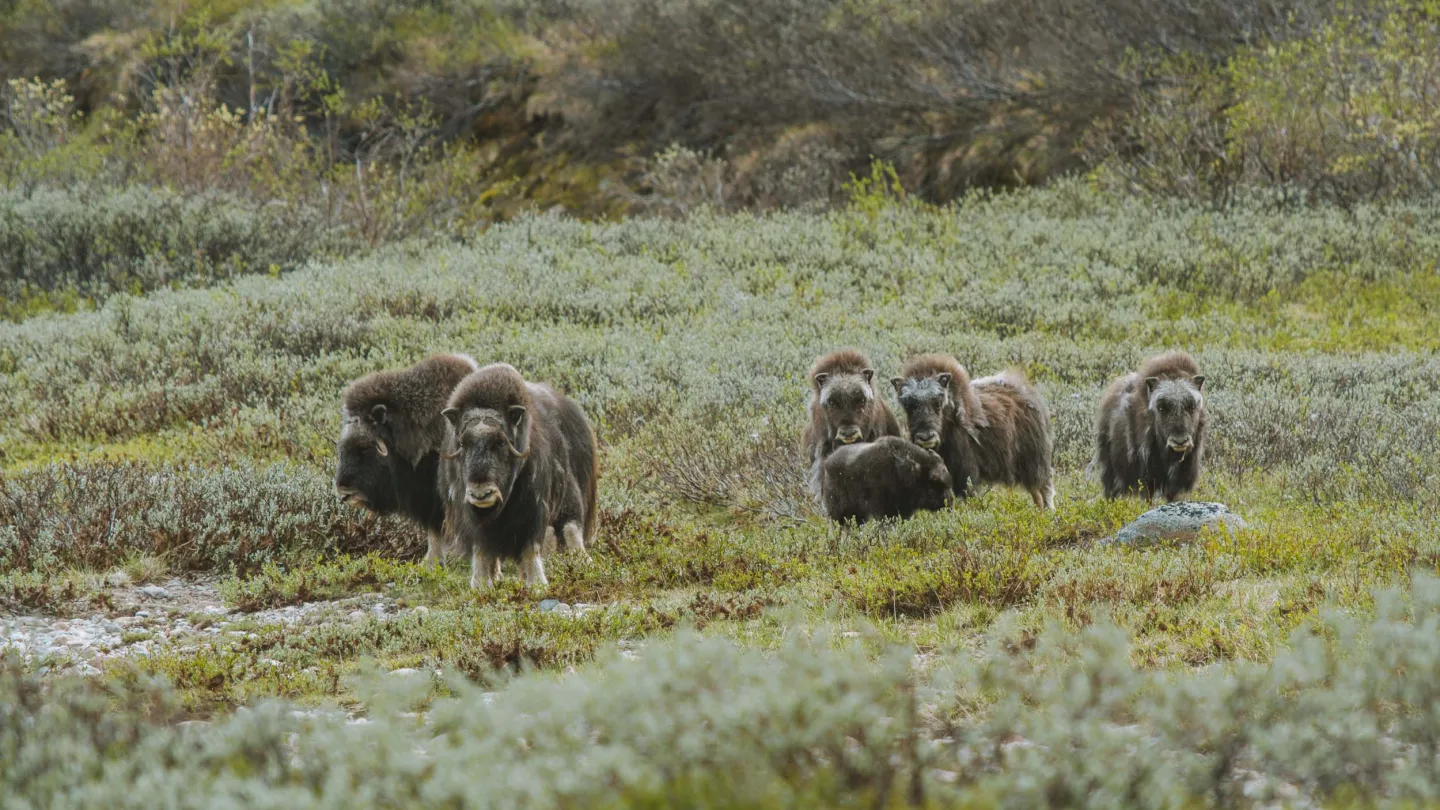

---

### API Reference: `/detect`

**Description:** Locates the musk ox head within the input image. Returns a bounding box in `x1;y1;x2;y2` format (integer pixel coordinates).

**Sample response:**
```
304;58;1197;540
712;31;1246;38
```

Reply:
891;374;955;450
442;404;530;518
1146;374;1206;455
334;404;399;513
812;366;879;446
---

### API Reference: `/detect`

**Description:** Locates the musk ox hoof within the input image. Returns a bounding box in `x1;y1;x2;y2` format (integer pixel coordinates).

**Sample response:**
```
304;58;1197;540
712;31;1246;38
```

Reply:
1107;501;1247;547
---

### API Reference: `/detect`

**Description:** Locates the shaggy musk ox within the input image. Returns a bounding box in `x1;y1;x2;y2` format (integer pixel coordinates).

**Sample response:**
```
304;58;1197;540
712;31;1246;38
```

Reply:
1095;351;1207;502
892;355;1055;509
334;353;478;564
821;437;954;523
802;349;903;495
440;363;598;589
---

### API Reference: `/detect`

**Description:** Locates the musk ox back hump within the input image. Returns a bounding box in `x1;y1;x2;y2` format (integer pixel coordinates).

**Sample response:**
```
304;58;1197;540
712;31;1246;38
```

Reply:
821;436;953;523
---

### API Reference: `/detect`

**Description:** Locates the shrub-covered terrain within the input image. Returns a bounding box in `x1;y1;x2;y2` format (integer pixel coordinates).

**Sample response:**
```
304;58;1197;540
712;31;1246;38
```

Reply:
0;176;1437;805
4;0;1440;805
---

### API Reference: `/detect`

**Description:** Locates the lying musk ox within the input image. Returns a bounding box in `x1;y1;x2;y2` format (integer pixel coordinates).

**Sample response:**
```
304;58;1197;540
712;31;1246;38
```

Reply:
802;349;903;496
1094;351;1207;502
334;353;478;564
892;355;1055;508
440;363;598;589
821;436;954;523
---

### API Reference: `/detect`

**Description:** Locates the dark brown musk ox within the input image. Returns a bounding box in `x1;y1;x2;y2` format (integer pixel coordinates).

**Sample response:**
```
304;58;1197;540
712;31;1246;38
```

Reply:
1094;351;1208;502
820;436;954;523
335;353;478;564
892;355;1055;509
802;349;903;496
439;362;598;589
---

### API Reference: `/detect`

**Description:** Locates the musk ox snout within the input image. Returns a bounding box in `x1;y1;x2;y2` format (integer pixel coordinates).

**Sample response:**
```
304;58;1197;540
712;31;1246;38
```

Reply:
335;485;366;505
1166;435;1195;453
466;482;503;509
912;429;941;449
835;425;864;444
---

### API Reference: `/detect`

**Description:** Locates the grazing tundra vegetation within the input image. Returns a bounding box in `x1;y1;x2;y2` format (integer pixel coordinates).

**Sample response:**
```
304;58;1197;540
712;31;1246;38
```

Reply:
3;0;1440;804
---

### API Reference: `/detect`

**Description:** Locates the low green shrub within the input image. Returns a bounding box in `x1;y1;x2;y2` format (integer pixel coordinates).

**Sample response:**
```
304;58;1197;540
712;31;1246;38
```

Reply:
9;576;1440;807
0;185;338;317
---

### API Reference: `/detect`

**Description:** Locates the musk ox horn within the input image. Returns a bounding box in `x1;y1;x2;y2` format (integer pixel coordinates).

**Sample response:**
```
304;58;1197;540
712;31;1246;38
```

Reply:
375;439;389;457
506;405;531;458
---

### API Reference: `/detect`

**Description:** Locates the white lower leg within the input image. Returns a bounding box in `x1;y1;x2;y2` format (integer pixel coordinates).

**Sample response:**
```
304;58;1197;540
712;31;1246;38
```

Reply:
521;546;548;587
424;532;444;566
562;522;589;559
1044;482;1056;510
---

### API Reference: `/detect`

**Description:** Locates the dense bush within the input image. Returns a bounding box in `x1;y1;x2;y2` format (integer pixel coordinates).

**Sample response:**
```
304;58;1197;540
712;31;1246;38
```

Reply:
0;186;336;315
0;461;416;574
10;576;1440;807
1087;0;1440;205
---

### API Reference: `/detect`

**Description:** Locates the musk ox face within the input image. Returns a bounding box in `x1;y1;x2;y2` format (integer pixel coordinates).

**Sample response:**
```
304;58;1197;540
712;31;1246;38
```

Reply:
443;405;530;519
813;368;878;446
334;404;399;513
892;374;954;450
1146;375;1206;454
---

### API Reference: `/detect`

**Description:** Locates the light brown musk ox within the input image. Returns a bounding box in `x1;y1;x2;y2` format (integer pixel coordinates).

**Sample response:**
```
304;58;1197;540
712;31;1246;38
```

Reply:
892;354;1055;508
1094;351;1208;502
802;349;903;496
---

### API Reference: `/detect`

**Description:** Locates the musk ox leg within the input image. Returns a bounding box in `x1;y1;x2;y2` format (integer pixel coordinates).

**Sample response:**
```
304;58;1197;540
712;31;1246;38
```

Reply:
470;546;498;590
521;546;548;588
423;532;446;566
562;521;590;560
1030;483;1055;510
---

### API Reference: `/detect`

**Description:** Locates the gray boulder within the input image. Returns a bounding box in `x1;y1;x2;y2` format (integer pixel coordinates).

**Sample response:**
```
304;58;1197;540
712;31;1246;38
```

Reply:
1107;502;1247;547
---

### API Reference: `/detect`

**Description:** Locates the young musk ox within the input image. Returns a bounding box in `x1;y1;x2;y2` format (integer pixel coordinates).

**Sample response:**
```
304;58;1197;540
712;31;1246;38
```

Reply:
892;355;1055;509
802;349;903;496
440;363;598;589
821;437;954;523
334;353;478;564
1094;351;1207;502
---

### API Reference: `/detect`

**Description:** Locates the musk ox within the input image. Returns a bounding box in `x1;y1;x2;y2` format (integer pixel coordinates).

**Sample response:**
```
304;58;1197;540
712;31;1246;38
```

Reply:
892;355;1055;509
440;363;598;589
802;349;903;496
1094;351;1207;502
820;436;954;523
334;353;478;564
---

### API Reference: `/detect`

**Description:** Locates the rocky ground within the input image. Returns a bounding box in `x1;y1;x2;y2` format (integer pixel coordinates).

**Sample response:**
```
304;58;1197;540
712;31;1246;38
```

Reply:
0;578;607;678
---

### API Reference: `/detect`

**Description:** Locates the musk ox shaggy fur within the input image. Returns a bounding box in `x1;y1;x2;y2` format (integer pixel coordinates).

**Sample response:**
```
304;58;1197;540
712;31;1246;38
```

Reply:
821;436;954;523
802;349;903;496
1094;351;1208;502
440;363;598;589
892;355;1055;509
334;353;478;564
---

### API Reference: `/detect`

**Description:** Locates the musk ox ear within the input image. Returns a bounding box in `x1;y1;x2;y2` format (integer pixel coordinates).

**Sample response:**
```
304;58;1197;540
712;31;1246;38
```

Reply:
861;368;875;385
890;377;906;397
1144;376;1160;395
812;372;829;389
937;372;953;389
442;407;461;428
370;404;388;425
506;405;531;458
1192;375;1206;391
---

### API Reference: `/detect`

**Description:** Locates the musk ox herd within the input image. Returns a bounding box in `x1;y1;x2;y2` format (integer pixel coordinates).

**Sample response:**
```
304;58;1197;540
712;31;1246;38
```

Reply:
335;349;1208;588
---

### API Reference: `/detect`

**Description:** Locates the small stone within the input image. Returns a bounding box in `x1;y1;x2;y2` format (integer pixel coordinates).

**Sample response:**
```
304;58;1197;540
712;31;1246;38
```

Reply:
1106;502;1247;547
413;606;429;616
134;610;151;618
138;585;171;600
539;599;561;612
389;667;420;677
347;611;366;622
